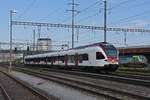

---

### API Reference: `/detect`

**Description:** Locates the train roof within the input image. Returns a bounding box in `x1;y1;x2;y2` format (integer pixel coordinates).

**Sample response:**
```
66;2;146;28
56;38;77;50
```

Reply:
74;42;112;49
25;42;113;59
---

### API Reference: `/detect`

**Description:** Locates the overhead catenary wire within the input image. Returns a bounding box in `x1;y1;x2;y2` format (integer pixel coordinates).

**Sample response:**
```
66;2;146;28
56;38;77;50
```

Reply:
60;1;102;24
18;0;38;19
76;1;102;16
38;7;63;22
108;9;150;27
108;0;150;26
109;0;132;10
110;0;149;11
77;11;102;24
38;0;69;22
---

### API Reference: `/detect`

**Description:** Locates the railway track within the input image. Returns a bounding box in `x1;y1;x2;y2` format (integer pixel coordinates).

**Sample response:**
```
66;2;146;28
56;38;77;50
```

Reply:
0;83;11;100
14;67;150;100
1;64;150;100
1;63;150;81
1;63;150;87
114;71;150;78
0;71;49;100
37;67;150;88
21;64;150;82
111;71;150;82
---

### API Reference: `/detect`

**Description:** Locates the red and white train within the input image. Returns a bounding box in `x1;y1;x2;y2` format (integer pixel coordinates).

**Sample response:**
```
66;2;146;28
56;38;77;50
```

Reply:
24;42;119;72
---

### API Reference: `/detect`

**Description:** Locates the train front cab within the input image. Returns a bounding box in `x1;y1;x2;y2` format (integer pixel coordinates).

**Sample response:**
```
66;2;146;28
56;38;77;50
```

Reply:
97;43;119;72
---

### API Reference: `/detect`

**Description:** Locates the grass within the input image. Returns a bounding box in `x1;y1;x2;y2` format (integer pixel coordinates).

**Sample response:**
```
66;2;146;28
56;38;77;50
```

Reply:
0;66;8;72
118;67;150;72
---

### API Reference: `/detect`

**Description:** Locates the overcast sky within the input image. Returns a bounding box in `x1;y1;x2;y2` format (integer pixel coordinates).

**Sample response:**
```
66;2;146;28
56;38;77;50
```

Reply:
0;0;150;50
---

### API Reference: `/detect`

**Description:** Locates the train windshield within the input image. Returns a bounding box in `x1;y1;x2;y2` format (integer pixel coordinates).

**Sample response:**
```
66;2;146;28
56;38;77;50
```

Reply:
139;55;147;63
101;44;117;58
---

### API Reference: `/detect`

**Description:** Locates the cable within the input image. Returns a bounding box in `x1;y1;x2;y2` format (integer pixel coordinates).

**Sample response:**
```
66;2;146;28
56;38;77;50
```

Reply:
38;0;69;22
108;0;150;26
76;1;102;16
60;1;102;23
110;0;148;11
38;7;63;21
109;9;150;27
77;11;102;24
18;0;37;19
109;0;131;10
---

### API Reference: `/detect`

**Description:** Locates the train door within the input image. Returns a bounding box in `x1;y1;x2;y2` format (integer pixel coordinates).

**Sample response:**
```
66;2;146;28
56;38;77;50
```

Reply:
38;58;40;64
65;55;68;66
51;57;53;65
45;57;48;65
75;54;78;66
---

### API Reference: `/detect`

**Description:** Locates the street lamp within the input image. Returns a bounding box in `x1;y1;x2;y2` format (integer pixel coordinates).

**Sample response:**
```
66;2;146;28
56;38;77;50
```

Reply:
9;10;18;73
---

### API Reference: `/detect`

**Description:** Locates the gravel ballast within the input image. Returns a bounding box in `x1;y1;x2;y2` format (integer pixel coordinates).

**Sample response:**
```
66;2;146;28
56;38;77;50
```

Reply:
42;71;150;98
0;72;41;100
10;71;102;100
0;91;4;100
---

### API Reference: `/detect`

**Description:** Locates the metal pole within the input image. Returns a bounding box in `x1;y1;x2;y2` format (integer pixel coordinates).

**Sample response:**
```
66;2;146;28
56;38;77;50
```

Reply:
104;0;107;42
0;42;1;49
72;0;74;48
68;41;69;49
124;32;127;46
123;32;127;56
33;29;35;51
38;26;41;39
9;10;12;72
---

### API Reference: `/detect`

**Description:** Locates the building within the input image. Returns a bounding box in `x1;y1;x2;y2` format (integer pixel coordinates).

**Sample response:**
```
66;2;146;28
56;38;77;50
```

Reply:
37;38;52;51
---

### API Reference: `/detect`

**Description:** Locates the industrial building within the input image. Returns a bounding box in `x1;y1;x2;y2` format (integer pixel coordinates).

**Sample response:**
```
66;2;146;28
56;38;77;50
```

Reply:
36;38;52;51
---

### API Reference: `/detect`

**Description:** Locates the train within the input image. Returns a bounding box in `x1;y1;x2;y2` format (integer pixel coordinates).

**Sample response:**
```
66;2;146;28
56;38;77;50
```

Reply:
119;55;148;67
24;42;119;72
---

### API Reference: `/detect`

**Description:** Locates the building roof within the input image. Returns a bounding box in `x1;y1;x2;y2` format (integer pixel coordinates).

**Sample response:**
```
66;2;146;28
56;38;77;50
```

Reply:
38;38;51;40
118;45;150;49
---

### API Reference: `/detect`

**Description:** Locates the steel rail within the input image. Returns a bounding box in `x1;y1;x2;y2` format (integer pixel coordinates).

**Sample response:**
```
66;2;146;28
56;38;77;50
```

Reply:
1;64;150;87
0;71;49;100
0;84;11;100
31;67;150;88
15;68;150;100
114;71;150;77
1;64;150;100
112;71;150;81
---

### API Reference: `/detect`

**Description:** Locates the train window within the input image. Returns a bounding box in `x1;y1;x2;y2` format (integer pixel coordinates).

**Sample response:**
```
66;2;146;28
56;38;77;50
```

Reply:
60;56;65;63
30;59;32;62
55;56;57;61
58;56;61;61
33;58;35;62
68;55;75;63
34;58;36;61
44;57;47;62
37;58;40;62
133;58;139;63
39;57;42;61
71;55;75;63
96;52;105;60
83;54;88;61
79;55;83;63
68;55;72;63
52;56;56;63
47;57;51;62
42;58;44;61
